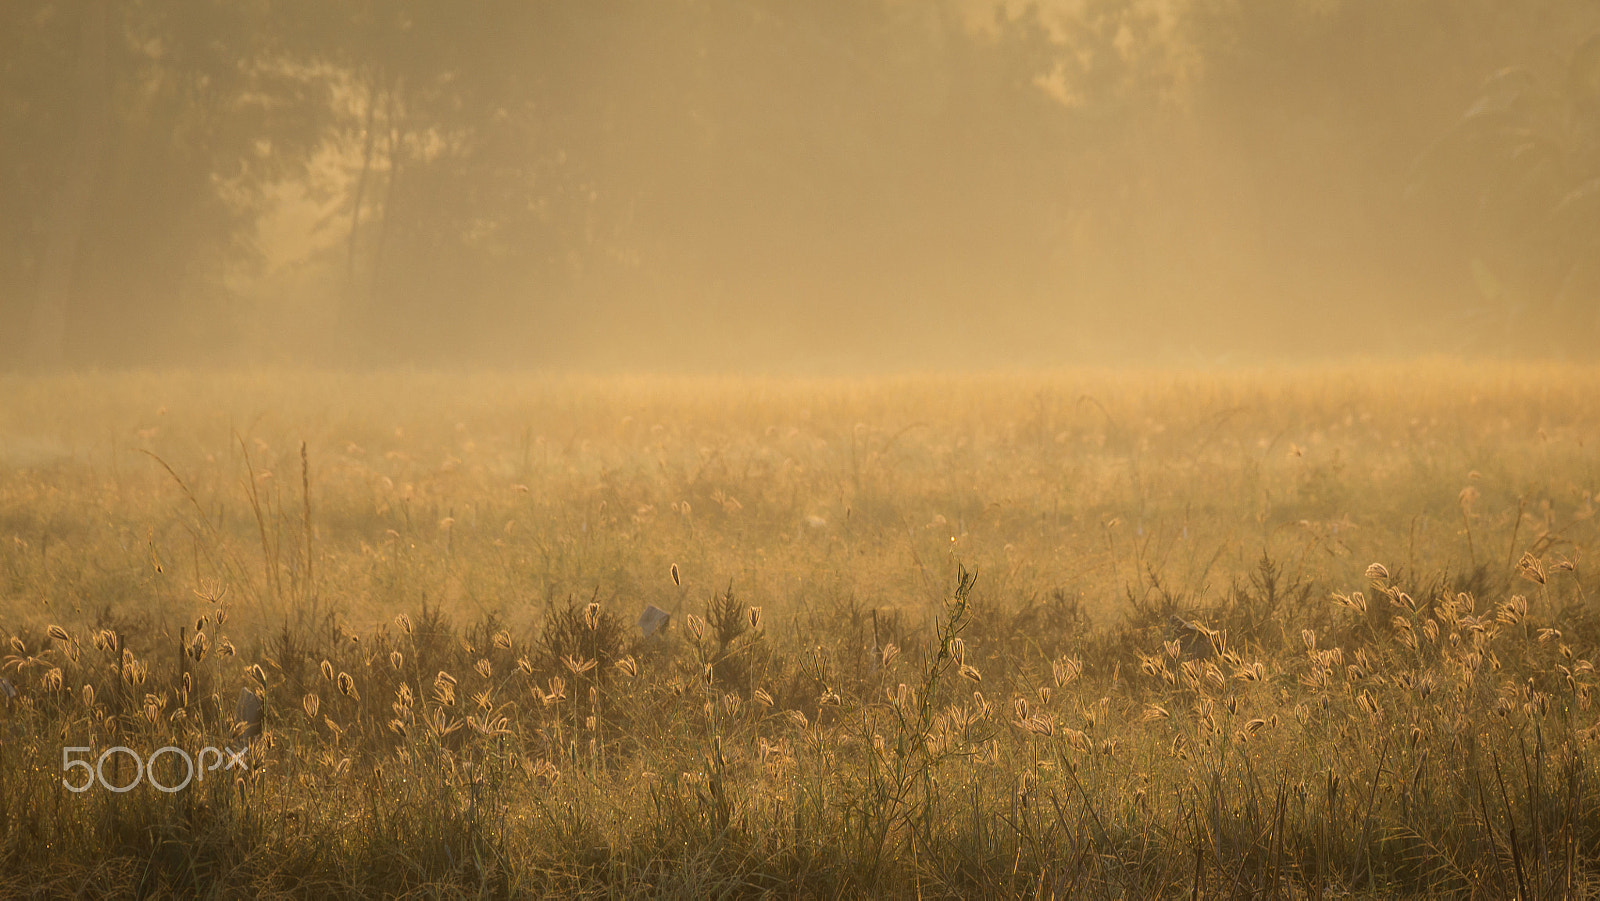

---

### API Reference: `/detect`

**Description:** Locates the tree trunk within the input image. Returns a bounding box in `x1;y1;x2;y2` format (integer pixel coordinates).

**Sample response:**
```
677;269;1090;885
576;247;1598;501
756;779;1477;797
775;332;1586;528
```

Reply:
344;73;382;298
368;84;403;308
26;0;112;367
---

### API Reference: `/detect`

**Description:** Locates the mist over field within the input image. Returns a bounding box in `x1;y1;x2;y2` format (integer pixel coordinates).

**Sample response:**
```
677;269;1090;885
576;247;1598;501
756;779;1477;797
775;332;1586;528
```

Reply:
12;5;1600;898
4;1;1600;371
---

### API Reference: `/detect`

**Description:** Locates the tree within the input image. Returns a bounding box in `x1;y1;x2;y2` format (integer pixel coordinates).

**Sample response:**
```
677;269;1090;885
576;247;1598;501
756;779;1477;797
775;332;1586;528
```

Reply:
0;0;329;366
1408;33;1600;348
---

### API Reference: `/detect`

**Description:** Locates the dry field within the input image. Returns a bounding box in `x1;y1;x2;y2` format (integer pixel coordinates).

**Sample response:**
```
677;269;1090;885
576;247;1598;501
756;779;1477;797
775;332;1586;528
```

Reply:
2;363;1600;897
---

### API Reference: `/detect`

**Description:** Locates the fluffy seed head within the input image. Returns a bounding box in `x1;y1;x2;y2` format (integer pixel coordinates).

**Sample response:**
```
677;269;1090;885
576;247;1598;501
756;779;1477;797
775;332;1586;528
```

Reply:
1053;656;1082;687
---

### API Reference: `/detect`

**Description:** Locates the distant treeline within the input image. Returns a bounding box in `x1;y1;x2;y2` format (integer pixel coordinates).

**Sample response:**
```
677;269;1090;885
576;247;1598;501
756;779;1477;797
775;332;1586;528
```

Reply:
3;1;1598;367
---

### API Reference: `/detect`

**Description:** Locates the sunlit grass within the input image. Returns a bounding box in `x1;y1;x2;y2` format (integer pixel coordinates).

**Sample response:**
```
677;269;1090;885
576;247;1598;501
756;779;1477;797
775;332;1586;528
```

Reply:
2;362;1599;896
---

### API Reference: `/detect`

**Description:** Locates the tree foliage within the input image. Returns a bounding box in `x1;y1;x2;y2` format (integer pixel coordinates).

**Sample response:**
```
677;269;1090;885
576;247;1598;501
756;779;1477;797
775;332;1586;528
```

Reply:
1408;34;1600;346
2;0;1598;366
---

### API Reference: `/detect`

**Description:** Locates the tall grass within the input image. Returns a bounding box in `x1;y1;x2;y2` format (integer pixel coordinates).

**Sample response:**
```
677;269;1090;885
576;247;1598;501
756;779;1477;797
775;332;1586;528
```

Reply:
1;363;1599;896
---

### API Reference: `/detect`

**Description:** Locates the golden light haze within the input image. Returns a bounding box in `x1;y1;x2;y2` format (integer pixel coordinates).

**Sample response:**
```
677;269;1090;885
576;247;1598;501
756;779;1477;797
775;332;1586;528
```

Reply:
2;1;1599;370
11;6;1600;894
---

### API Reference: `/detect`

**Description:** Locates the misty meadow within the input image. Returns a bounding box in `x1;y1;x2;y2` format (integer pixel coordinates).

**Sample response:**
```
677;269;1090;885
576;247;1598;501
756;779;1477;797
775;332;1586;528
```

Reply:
6;1;1600;898
2;366;1600;896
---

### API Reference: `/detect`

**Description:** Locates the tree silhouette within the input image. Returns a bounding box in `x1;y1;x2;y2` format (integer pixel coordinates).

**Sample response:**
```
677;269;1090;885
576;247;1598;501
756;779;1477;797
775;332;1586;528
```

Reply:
1408;33;1600;348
